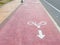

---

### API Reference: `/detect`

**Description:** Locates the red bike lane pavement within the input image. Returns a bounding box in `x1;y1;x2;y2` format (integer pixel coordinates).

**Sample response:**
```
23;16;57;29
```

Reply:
0;0;60;45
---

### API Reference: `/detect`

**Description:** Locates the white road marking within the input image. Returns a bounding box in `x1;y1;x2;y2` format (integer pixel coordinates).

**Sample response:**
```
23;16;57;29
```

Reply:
27;21;41;28
40;0;60;32
44;0;60;13
37;30;45;39
27;21;47;28
39;21;47;26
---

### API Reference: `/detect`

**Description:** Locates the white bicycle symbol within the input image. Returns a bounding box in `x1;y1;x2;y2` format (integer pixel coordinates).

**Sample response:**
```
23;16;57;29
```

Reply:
27;21;47;28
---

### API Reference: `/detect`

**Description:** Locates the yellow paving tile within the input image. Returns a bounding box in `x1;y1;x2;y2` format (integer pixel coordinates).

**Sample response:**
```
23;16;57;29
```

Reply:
0;0;21;24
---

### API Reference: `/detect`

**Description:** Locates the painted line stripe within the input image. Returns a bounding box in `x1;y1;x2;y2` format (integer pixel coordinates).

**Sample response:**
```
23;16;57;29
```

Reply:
44;0;60;13
40;0;60;32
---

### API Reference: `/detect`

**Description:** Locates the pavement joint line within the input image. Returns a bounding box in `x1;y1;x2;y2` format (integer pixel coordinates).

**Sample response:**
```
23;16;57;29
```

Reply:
40;0;60;32
44;0;60;13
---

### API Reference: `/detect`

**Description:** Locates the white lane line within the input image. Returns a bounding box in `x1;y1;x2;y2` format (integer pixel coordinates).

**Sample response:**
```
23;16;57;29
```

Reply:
40;0;60;32
44;0;60;13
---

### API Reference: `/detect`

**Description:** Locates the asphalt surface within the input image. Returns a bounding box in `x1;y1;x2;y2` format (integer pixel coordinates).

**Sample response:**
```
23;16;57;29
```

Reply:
40;0;60;27
0;0;60;45
46;0;60;10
